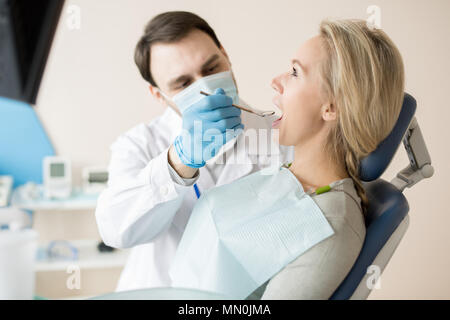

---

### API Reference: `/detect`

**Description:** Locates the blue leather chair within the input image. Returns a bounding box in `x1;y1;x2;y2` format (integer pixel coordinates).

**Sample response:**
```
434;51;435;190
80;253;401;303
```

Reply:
330;93;433;299
0;97;54;188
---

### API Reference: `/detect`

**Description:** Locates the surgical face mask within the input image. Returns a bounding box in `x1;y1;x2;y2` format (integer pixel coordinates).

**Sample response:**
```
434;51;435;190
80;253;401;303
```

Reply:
160;70;239;114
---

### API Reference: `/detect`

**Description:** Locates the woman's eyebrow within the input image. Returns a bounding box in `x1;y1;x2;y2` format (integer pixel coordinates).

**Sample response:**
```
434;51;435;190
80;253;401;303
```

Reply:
292;59;307;73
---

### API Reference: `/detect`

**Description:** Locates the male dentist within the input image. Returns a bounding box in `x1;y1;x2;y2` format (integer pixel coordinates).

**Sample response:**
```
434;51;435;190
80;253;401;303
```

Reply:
95;11;293;292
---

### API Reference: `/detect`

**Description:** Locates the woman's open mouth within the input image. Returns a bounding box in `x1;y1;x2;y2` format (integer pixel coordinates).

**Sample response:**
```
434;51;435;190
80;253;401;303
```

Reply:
272;115;283;128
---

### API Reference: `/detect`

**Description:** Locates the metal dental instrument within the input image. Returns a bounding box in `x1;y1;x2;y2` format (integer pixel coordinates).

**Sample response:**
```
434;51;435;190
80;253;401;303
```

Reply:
200;91;275;118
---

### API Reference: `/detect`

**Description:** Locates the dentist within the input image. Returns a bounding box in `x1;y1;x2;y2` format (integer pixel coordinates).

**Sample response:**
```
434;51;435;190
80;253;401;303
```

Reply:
95;11;293;292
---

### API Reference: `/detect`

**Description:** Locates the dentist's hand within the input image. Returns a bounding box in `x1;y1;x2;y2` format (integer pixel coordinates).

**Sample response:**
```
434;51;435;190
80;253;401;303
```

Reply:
173;88;244;168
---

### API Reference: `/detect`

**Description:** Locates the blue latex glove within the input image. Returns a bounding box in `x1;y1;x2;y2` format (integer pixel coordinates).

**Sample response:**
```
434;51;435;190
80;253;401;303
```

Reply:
174;88;244;168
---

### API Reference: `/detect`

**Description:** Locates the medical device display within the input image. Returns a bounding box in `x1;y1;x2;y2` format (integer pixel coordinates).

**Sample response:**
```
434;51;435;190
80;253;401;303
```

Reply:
82;167;109;195
43;156;72;199
0;175;13;207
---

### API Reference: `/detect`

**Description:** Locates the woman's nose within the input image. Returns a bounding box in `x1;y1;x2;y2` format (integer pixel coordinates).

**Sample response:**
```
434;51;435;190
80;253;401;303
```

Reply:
271;74;284;94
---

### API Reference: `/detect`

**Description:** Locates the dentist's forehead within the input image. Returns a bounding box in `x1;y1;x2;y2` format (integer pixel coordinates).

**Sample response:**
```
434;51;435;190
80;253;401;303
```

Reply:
150;29;223;89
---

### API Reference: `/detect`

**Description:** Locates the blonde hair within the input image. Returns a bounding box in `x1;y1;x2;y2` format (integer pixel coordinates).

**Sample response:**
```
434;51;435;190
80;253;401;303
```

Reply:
319;19;405;216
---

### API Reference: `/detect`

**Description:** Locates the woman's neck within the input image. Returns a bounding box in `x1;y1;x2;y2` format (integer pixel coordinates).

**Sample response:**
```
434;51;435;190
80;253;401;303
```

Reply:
289;137;349;191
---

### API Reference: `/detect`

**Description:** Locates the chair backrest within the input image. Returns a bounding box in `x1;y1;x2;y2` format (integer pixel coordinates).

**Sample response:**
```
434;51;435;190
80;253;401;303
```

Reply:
330;93;417;300
0;97;54;188
359;94;417;182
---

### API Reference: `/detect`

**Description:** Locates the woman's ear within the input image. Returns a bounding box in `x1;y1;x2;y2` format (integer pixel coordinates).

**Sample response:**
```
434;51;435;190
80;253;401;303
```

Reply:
322;102;337;122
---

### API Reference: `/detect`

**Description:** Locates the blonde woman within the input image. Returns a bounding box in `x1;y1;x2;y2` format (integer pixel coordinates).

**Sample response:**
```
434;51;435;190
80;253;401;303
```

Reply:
169;19;405;300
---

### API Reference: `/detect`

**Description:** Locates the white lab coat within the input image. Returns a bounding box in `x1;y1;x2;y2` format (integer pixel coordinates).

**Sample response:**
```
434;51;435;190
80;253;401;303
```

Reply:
95;99;294;292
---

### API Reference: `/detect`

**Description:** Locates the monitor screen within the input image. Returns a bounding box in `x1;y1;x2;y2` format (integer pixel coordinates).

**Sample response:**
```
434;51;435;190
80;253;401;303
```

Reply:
88;172;109;184
0;0;65;104
50;162;65;177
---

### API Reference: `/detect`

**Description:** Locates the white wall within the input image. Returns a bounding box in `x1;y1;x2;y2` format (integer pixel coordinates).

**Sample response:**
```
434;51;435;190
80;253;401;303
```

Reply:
35;0;450;299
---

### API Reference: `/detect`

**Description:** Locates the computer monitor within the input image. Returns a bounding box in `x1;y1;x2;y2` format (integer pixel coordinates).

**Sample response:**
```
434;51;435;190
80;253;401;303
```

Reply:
0;0;65;105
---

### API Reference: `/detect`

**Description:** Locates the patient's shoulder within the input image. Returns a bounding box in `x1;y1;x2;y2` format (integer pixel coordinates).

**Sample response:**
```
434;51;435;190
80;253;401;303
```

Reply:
258;179;367;300
287;179;366;272
312;178;366;242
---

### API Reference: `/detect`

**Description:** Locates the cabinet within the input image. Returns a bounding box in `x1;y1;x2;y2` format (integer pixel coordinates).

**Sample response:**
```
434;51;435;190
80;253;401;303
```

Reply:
11;184;129;299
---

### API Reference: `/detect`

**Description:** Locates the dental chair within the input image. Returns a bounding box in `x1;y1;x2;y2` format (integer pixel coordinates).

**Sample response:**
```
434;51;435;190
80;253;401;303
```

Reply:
330;93;434;300
0;97;55;187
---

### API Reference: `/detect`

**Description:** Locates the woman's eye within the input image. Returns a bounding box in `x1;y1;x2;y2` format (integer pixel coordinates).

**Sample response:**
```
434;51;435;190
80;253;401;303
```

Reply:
290;67;298;77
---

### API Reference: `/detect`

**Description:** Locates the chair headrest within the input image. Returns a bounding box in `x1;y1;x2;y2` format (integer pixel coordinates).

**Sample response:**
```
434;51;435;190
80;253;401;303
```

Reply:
359;93;417;182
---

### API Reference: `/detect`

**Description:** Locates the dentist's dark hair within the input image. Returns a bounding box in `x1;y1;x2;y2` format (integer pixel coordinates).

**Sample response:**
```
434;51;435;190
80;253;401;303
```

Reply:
134;11;222;87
